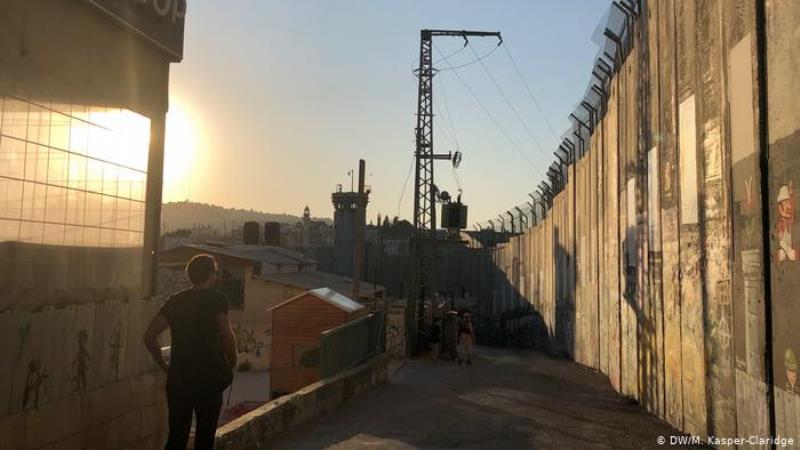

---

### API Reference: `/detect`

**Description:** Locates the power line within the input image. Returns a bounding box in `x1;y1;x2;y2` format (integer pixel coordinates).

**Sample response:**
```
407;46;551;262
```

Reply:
471;45;551;162
434;111;457;149
437;73;460;150
433;44;545;178
503;44;560;140
436;44;502;72
432;44;467;66
396;154;415;217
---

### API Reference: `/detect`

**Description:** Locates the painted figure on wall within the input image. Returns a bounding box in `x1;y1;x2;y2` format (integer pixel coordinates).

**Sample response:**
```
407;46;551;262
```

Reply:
776;182;797;262
72;329;91;392
232;324;266;356
786;349;798;394
109;326;122;381
22;358;49;410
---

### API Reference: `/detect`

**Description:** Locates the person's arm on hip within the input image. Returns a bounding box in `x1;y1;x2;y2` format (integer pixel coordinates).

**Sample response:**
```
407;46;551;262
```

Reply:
143;315;169;373
217;313;238;371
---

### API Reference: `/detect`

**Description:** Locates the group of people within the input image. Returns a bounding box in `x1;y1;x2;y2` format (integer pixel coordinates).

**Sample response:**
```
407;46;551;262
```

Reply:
428;311;476;365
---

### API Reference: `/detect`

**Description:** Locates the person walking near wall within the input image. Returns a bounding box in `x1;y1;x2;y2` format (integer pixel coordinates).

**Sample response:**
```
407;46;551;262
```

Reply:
144;254;238;450
429;317;443;364
457;312;475;365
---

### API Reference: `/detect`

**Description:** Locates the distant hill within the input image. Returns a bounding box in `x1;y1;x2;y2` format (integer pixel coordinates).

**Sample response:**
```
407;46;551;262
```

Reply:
161;201;332;232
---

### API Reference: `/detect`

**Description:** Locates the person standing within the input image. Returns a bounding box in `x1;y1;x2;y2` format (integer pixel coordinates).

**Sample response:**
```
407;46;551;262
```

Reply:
429;317;443;365
457;312;475;365
143;254;238;450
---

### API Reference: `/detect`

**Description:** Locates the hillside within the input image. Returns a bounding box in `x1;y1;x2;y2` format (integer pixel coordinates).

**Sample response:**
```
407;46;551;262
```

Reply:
161;201;332;232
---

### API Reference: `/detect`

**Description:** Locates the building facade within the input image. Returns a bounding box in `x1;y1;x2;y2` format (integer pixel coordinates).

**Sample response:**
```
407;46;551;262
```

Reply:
0;1;185;448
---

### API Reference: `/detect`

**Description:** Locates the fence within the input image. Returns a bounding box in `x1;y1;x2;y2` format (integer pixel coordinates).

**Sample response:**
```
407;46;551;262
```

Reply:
319;311;385;378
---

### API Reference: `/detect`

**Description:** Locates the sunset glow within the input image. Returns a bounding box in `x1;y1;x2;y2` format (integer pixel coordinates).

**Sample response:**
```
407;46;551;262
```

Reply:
163;97;201;201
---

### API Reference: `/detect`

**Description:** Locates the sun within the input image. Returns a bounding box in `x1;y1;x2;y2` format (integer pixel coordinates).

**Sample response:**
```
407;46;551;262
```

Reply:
163;97;200;201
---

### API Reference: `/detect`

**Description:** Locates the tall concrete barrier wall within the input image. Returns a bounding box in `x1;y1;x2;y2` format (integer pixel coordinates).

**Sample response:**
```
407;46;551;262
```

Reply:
481;0;800;443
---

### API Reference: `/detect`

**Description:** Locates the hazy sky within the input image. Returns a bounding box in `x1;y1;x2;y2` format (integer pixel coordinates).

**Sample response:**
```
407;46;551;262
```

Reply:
164;0;610;224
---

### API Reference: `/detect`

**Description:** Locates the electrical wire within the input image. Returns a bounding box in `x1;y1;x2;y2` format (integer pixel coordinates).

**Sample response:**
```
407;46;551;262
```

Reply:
436;44;502;72
397;154;415;217
471;45;551;162
451;165;463;194
433;44;545;178
503;44;560;140
432;44;467;66
437;72;460;150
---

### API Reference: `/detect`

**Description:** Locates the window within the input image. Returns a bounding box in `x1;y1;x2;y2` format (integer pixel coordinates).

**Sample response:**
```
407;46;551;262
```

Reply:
0;94;150;247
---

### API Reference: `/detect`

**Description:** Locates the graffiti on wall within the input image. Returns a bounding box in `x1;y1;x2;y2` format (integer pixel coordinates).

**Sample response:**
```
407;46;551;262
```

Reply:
785;349;798;395
233;324;266;356
109;325;122;381
22;358;48;410
776;182;797;262
2;299;162;417
71;330;91;393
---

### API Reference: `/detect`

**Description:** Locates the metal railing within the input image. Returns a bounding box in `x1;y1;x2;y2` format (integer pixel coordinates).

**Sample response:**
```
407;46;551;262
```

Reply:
319;311;386;378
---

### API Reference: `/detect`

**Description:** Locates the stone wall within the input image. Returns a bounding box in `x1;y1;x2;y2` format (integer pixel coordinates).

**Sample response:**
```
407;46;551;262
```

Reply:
215;354;389;449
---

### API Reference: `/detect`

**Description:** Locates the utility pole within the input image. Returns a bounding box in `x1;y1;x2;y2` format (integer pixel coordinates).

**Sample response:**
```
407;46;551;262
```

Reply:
352;159;366;300
408;29;502;356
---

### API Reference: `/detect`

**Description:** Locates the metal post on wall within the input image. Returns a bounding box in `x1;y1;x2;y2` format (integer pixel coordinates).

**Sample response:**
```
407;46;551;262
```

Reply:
755;0;777;439
142;112;167;298
352;159;366;299
527;196;537;225
515;206;527;230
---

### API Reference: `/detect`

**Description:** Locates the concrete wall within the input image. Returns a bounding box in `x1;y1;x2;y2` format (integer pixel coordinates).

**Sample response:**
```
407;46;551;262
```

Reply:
0;0;179;447
0;298;168;449
481;0;800;443
215;354;389;449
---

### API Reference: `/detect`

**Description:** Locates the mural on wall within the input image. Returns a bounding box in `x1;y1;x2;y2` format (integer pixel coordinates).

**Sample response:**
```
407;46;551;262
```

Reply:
233;324;266;357
727;33;771;441
109;326;122;381
776;182;797;262
2;299;162;418
22;358;48;410
16;319;31;363
786;349;798;395
71;330;91;392
742;176;760;239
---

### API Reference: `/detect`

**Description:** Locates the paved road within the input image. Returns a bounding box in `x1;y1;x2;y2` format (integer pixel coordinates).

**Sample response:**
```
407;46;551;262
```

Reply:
268;347;705;449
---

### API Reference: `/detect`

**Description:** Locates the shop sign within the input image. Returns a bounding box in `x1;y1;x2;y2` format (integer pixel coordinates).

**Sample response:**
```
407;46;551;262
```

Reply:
86;0;186;60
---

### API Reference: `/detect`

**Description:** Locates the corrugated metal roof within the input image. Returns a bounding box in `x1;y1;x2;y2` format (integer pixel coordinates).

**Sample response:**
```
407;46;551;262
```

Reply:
308;287;364;313
256;271;383;298
268;287;365;313
176;243;317;267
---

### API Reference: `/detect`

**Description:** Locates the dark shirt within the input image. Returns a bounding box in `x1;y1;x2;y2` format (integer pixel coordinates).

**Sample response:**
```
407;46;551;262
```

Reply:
159;288;231;390
429;324;441;343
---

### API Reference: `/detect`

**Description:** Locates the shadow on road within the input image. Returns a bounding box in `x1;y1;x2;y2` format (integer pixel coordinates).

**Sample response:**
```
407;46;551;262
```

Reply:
267;347;707;449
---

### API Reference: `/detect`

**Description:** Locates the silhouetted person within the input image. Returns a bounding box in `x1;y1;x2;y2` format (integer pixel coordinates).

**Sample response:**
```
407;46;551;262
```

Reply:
144;254;238;450
429;317;442;364
457;312;475;365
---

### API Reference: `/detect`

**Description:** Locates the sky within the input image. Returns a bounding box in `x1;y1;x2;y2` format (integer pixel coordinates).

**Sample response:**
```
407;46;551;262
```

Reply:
163;0;611;224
